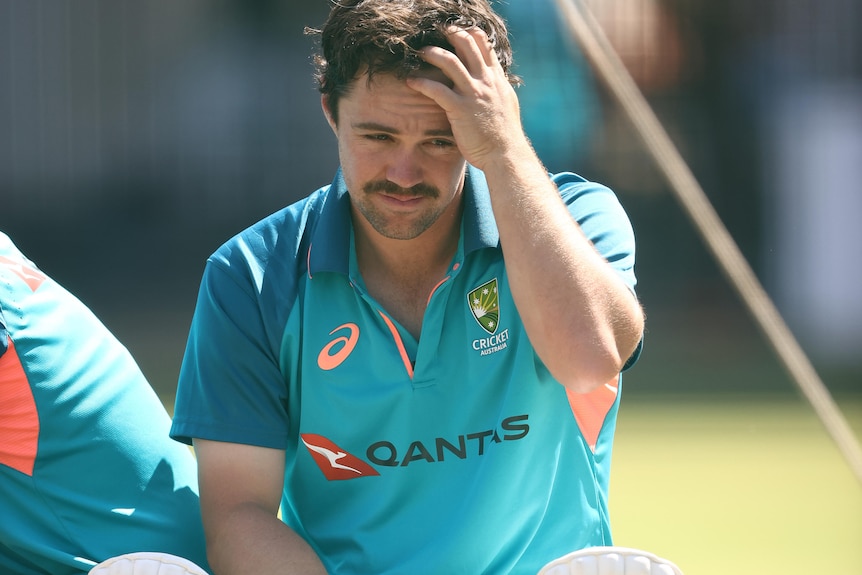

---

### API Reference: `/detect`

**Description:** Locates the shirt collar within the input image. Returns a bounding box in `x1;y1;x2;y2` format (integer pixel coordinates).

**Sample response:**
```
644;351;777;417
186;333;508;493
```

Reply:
308;165;500;277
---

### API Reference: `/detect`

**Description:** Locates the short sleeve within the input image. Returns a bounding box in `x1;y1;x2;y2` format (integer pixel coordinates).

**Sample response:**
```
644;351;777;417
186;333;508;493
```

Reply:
170;258;290;449
553;172;642;369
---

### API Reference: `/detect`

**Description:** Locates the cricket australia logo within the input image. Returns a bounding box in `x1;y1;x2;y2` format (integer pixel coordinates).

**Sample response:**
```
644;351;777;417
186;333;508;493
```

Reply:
468;278;500;334
468;278;509;356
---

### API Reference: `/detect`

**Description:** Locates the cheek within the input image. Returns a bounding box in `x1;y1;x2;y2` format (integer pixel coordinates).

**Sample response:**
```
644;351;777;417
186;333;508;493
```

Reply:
341;138;381;164
442;160;468;191
338;149;383;195
338;143;371;175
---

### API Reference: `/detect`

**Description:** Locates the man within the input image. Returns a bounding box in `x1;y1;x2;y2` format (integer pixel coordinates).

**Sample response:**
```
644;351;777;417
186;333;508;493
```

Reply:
0;232;209;574
170;1;644;573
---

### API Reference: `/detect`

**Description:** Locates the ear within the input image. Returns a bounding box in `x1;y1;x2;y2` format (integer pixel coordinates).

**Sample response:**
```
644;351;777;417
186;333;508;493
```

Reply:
321;95;337;134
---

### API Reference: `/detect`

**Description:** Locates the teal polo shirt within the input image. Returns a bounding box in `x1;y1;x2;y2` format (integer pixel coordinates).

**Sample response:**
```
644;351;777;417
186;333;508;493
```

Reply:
171;166;639;575
0;232;208;574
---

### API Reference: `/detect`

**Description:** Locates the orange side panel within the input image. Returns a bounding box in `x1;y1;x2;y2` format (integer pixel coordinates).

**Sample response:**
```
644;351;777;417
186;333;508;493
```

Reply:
566;375;620;453
0;338;40;476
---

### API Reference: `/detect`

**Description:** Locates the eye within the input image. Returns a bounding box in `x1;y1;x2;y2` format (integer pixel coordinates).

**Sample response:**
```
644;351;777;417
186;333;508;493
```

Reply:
428;139;455;148
364;133;392;142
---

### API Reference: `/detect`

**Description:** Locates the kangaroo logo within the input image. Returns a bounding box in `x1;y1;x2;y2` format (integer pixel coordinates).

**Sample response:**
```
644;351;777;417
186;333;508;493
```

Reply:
301;434;380;481
467;278;500;335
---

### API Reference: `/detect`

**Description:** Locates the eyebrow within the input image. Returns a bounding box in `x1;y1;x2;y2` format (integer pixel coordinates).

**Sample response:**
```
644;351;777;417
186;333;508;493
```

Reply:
352;122;454;138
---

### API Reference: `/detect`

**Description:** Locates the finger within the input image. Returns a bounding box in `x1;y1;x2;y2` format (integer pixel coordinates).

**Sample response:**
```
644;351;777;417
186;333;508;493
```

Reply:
417;43;469;85
443;26;489;76
458;26;499;69
418;25;495;81
404;73;458;113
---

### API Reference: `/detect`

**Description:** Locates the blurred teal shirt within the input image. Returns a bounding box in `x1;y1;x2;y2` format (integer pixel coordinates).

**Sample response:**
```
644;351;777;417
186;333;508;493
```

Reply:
171;166;639;575
499;0;601;171
0;232;209;575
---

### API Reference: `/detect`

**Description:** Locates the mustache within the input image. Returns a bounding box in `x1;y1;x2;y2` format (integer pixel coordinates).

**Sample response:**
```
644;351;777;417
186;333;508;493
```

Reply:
363;180;439;198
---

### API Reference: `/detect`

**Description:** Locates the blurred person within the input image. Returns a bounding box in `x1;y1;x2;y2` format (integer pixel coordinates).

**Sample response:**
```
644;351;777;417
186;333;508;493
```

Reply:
497;0;602;172
0;231;209;574
169;1;644;574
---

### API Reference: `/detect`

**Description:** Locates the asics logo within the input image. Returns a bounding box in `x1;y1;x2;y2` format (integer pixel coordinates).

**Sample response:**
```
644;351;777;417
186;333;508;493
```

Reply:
301;434;380;480
317;323;360;370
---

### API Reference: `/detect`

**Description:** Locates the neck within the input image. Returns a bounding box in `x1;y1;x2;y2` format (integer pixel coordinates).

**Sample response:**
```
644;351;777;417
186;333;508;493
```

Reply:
353;201;462;282
358;226;459;285
352;203;462;340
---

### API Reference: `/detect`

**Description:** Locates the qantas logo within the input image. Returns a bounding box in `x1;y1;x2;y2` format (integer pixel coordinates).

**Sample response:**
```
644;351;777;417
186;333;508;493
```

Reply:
317;323;360;370
301;415;530;481
301;434;380;480
0;256;47;291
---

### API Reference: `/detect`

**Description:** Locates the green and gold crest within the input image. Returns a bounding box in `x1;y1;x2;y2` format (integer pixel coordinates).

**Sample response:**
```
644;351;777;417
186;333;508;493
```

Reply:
467;278;500;334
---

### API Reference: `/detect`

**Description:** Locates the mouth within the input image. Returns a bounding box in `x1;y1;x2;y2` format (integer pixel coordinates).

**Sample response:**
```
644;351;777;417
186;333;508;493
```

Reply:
382;192;424;202
365;181;439;201
378;193;426;210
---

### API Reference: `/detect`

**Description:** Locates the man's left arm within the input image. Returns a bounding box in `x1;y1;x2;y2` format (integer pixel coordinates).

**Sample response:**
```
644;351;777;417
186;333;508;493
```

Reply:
409;26;644;392
483;155;644;392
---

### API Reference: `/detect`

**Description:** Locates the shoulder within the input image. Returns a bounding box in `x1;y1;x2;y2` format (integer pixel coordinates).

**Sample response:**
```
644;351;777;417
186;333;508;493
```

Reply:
205;187;330;296
187;187;332;357
550;171;629;216
551;171;617;202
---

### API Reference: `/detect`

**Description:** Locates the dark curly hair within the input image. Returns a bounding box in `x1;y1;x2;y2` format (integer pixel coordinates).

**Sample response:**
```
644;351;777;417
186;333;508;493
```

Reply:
306;0;520;123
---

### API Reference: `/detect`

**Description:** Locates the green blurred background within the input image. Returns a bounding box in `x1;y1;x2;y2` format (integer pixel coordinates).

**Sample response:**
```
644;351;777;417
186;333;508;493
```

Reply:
2;1;860;573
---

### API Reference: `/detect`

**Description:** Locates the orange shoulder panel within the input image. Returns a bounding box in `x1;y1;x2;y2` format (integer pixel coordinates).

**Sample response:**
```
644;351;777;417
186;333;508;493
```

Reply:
0;338;40;476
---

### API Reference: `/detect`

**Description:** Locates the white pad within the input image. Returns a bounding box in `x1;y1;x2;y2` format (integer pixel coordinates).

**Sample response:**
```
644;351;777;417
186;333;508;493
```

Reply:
88;552;209;575
538;546;684;575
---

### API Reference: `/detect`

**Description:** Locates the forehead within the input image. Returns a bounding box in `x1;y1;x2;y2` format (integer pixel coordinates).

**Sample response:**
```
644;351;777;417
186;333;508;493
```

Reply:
340;70;452;123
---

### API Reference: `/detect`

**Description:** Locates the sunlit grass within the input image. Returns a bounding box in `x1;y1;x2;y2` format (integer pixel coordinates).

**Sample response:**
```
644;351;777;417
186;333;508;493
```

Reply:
610;394;862;575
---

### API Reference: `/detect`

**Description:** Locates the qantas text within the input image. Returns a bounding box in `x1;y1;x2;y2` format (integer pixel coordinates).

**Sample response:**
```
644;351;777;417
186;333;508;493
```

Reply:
365;414;529;467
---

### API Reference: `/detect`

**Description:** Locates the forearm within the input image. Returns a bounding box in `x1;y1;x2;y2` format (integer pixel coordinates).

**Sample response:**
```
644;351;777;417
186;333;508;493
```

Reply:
205;503;327;575
484;146;644;391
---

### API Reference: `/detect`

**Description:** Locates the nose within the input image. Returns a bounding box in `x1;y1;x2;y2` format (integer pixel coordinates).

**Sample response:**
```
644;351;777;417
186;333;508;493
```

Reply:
385;148;423;190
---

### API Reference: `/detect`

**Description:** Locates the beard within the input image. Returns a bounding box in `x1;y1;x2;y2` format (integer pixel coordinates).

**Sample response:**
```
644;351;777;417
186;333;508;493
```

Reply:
354;180;446;240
